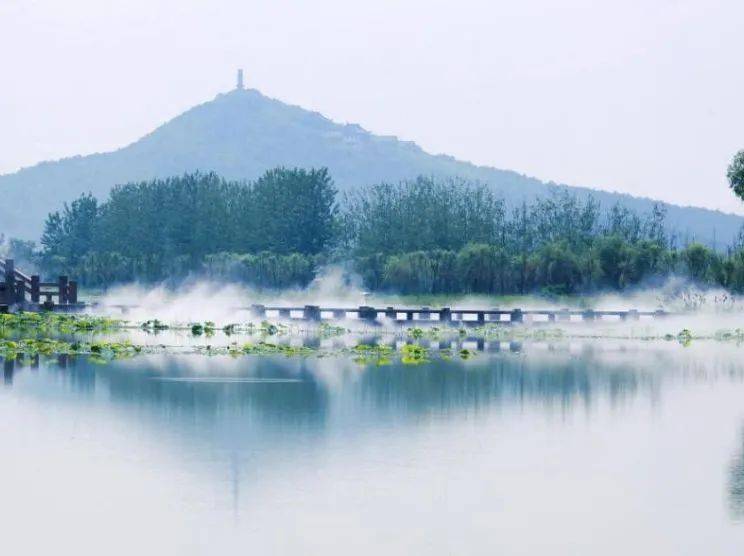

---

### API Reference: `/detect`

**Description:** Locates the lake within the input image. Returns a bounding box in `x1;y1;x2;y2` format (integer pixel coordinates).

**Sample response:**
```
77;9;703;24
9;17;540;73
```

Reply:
2;339;744;555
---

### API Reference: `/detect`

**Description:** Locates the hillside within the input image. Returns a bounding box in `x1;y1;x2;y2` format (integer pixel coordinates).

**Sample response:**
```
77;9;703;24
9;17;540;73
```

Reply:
1;87;742;244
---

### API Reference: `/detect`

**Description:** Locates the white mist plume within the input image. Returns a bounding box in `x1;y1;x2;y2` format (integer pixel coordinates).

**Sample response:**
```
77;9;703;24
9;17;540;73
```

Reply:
92;265;744;337
0;235;9;258
94;264;370;324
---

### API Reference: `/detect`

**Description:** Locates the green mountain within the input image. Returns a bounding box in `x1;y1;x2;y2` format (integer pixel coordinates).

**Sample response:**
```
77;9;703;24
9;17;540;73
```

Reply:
1;87;741;245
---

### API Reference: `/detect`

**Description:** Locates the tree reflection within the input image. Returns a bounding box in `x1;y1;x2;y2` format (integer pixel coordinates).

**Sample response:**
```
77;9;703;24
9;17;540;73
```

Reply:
729;427;744;519
358;350;650;415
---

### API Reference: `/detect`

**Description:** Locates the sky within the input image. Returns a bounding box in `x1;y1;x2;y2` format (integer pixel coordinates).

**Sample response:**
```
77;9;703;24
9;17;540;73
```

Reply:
1;0;743;214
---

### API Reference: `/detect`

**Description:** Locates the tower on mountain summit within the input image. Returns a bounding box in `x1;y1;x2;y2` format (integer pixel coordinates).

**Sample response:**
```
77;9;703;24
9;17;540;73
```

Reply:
236;69;245;90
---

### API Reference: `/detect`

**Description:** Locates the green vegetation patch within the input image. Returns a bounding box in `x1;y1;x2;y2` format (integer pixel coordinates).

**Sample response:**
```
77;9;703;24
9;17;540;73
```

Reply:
0;312;123;333
0;338;143;359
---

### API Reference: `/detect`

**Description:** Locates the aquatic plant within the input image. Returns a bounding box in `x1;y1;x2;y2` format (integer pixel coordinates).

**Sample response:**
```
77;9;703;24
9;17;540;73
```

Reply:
0;312;123;332
141;319;169;331
0;338;142;359
318;322;348;338
400;344;428;364
458;348;474;359
190;322;216;336
408;327;425;339
348;343;396;366
676;329;693;346
240;341;315;357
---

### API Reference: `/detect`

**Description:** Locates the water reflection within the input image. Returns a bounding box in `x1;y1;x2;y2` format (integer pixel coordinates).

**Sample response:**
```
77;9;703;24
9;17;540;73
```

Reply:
729;428;744;520
4;340;741;422
106;357;330;425
358;350;654;415
0;338;742;412
3;340;744;553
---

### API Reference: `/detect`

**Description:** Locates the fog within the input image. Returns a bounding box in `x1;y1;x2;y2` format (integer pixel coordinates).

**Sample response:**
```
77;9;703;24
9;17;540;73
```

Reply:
89;265;744;342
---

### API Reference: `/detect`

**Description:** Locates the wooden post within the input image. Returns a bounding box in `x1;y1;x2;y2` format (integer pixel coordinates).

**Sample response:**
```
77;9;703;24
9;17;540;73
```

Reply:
358;306;377;322
582;309;596;322
58;275;69;304
14;278;24;304
419;307;430;322
4;259;15;302
510;308;523;323
68;281;78;304
250;304;266;319
384;306;396;321
440;307;451;324
406;311;414;321
304;305;321;321
476;311;485;325
31;275;40;303
547;312;556;322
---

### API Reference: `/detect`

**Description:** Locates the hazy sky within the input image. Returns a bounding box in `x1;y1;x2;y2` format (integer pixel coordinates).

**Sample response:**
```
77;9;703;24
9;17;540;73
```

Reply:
1;0;743;213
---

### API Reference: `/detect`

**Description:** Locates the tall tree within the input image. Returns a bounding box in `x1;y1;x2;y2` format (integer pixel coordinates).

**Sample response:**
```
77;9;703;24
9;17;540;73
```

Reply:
728;150;744;202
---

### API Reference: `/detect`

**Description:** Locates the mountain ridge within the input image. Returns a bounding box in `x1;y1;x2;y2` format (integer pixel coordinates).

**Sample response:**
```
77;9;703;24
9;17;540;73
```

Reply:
1;87;742;245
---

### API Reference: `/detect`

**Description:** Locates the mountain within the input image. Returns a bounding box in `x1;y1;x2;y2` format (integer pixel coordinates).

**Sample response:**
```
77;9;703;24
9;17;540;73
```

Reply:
1;87;742;245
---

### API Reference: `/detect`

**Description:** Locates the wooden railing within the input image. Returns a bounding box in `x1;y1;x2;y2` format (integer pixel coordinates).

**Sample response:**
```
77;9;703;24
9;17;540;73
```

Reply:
0;259;78;308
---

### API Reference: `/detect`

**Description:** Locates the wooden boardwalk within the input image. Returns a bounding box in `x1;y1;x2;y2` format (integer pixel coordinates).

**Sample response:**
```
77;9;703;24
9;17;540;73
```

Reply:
240;304;668;325
0;258;81;312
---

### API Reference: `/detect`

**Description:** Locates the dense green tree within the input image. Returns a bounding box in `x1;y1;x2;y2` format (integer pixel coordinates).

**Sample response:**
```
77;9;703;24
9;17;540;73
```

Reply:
531;242;582;294
248;168;338;255
728;150;744;202
681;243;717;283
40;194;98;267
34;168;744;294
344;177;505;256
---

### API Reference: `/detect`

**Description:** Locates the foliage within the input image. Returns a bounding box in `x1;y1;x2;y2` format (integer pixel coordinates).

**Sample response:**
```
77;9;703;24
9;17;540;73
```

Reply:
26;169;744;295
342;177;506;254
0;312;122;332
728;150;744;202
37;169;335;286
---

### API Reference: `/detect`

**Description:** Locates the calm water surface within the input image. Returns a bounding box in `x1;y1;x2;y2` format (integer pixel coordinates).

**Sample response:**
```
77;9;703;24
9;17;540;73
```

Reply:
2;340;744;555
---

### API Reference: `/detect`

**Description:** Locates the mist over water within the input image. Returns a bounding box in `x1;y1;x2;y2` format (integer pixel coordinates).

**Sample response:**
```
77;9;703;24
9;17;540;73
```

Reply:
91;267;744;343
95;265;371;324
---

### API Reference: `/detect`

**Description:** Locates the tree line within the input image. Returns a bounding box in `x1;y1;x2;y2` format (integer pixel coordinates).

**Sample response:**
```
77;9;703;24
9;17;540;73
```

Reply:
6;165;744;293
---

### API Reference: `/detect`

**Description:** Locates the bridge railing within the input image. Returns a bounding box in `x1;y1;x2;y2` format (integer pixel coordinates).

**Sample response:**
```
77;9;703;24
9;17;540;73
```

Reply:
0;259;78;308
